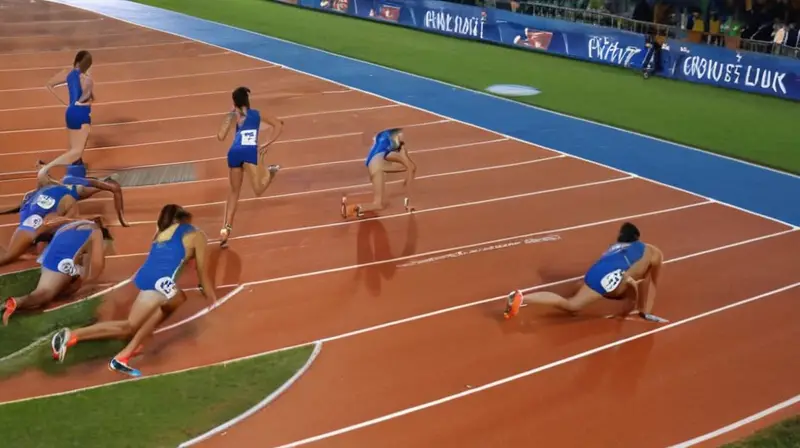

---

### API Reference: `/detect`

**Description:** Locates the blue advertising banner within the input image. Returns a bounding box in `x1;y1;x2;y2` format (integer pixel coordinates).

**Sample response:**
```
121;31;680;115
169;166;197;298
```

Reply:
660;41;800;99
282;0;800;100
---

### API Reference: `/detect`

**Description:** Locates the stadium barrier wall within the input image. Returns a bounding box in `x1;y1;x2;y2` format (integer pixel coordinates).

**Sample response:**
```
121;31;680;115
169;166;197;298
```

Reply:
272;0;800;100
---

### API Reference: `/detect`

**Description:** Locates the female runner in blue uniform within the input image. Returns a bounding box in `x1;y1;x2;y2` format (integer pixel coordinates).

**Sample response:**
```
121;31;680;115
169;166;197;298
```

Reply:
2;218;114;326
51;204;218;378
217;86;283;247
341;128;417;219
43;158;130;227
0;182;84;267
503;222;669;323
37;50;94;184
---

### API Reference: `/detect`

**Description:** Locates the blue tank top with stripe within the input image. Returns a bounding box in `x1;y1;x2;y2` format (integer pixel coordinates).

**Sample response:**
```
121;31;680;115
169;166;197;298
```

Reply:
138;223;196;281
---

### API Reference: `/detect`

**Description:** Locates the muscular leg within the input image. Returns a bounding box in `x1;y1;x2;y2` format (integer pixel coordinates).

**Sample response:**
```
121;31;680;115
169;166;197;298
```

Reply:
519;283;604;313
116;289;187;360
243;157;279;197
80;179;128;226
38;126;90;175
0;230;36;267
356;168;387;214
15;269;72;310
70;291;163;342
221;167;244;246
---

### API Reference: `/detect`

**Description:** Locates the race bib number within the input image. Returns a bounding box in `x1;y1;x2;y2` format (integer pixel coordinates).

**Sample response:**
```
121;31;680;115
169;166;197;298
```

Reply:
36;195;56;210
240;129;258;146
57;258;78;276
155;276;178;299
600;269;624;293
22;214;43;230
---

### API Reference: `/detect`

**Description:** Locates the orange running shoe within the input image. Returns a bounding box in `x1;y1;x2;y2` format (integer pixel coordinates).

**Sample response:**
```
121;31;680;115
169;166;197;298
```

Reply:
503;290;524;319
2;298;17;326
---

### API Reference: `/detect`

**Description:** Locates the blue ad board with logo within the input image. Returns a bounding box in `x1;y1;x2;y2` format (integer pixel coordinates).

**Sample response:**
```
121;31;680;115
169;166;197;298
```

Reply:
278;0;800;100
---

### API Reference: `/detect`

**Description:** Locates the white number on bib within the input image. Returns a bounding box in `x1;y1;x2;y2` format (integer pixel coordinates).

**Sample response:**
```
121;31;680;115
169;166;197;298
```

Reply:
22;214;44;230
240;130;258;146
36;194;56;210
57;258;78;276
600;269;624;293
155;276;178;299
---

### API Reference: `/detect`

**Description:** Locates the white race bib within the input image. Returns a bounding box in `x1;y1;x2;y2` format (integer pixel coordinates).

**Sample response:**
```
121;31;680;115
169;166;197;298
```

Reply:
600;269;624;293
36;194;56;210
155;276;178;299
22;214;43;230
57;258;78;276
240;129;257;146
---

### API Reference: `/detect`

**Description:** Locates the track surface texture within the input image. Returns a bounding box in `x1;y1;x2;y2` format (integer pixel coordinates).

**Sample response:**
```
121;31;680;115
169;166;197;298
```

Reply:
1;0;798;447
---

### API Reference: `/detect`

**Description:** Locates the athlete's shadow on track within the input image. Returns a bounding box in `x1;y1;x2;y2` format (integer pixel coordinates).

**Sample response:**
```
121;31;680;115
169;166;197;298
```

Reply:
353;214;418;297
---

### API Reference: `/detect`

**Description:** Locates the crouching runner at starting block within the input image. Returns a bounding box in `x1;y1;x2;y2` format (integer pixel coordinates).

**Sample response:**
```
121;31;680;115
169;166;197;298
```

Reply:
50;204;217;378
2;218;114;326
341;128;417;219
504;222;669;323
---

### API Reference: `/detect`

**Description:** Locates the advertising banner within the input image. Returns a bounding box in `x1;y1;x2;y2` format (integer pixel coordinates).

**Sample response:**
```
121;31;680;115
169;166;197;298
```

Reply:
284;0;800;100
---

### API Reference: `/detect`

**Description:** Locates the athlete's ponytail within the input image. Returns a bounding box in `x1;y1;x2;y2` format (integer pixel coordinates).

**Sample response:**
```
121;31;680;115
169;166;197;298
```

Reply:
156;204;192;232
232;86;251;109
73;50;92;73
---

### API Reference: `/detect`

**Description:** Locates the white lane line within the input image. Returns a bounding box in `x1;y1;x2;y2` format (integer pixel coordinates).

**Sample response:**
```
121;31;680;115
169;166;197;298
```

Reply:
668;394;800;447
86;8;799;229
84;158;605;239
0;51;229;73
177;341;324;448
0;66;277;93
0;88;352;112
0;138;506;198
0;18;104;26
0;40;201;58
155;200;710;332
0;103;398;134
275;280;800;448
0;29;148;41
0;117;447;159
2;224;792;406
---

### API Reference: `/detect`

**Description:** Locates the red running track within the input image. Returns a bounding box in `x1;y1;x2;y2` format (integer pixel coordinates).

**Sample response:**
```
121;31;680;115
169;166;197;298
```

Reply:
0;1;798;447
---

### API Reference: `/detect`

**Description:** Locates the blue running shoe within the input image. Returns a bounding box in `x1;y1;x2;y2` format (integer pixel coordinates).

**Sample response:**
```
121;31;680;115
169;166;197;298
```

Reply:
109;358;141;378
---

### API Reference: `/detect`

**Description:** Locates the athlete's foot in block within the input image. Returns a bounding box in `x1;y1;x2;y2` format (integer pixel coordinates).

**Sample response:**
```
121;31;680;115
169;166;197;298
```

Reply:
109;358;141;378
504;290;523;319
2;298;17;326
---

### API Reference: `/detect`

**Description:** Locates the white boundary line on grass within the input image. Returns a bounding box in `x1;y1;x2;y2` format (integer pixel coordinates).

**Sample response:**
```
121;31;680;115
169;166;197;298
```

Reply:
667;394;800;447
274;281;800;447
178;341;324;448
43;0;800;231
1;226;795;407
